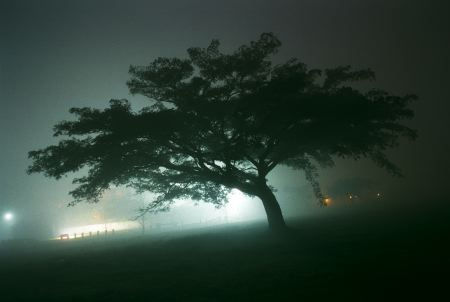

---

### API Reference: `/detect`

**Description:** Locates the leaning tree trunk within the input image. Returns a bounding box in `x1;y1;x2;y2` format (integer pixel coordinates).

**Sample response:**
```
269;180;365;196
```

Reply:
257;184;287;232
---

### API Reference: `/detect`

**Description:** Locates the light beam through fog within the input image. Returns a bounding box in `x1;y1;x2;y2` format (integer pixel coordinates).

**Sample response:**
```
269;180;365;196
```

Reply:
54;188;266;239
58;221;140;239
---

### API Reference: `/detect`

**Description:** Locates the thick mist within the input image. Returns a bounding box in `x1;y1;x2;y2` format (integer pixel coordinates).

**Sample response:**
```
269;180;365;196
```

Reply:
1;0;449;240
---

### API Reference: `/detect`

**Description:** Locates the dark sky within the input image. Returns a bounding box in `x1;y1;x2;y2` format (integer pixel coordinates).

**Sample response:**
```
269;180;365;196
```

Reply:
1;0;449;237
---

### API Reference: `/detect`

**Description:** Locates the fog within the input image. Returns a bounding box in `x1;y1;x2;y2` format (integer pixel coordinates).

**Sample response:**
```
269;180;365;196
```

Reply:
1;0;449;242
1;2;450;301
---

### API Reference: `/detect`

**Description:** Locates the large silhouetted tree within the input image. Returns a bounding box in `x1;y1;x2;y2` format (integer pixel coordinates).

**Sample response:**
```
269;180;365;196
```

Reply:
28;33;416;231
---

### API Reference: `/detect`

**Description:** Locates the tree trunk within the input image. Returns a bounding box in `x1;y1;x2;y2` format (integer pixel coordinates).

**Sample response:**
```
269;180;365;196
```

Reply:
257;185;287;232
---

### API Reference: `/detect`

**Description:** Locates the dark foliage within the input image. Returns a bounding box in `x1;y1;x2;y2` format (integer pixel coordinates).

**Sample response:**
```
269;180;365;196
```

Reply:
28;33;416;230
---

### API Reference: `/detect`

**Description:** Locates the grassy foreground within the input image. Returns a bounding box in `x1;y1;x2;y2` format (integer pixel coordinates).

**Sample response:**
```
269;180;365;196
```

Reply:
1;203;449;301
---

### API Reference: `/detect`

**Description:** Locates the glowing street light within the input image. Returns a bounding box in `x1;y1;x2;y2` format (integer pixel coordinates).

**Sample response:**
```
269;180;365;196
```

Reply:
3;212;13;221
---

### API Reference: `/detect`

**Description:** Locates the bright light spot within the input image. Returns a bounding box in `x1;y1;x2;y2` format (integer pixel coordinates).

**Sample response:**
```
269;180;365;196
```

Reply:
225;189;247;218
324;198;331;205
59;221;139;239
3;212;13;221
223;189;268;221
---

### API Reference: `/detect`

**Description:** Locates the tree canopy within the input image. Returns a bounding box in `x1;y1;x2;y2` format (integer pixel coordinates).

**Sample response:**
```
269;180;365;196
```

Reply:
28;33;416;231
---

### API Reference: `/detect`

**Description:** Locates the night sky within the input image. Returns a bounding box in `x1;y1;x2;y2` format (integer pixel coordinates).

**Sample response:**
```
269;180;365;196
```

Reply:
1;0;449;238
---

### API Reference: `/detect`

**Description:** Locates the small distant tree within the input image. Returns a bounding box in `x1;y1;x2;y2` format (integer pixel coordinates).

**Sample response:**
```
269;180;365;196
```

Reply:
137;214;146;235
28;33;416;231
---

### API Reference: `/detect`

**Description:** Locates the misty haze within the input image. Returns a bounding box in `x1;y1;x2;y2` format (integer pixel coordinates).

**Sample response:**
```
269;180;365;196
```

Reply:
1;1;449;301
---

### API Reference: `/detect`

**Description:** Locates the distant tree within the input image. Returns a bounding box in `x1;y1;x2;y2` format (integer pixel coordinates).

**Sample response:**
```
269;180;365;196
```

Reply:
28;33;416;231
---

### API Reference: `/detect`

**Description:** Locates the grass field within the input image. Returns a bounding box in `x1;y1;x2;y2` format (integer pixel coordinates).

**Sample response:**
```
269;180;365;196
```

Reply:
1;202;449;301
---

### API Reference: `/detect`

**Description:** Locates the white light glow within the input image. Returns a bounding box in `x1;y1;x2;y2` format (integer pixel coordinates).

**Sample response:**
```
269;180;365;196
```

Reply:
223;189;266;222
3;212;13;221
59;221;139;238
225;189;248;219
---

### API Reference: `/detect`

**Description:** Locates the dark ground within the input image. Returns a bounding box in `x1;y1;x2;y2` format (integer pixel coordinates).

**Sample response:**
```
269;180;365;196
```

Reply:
1;201;449;301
